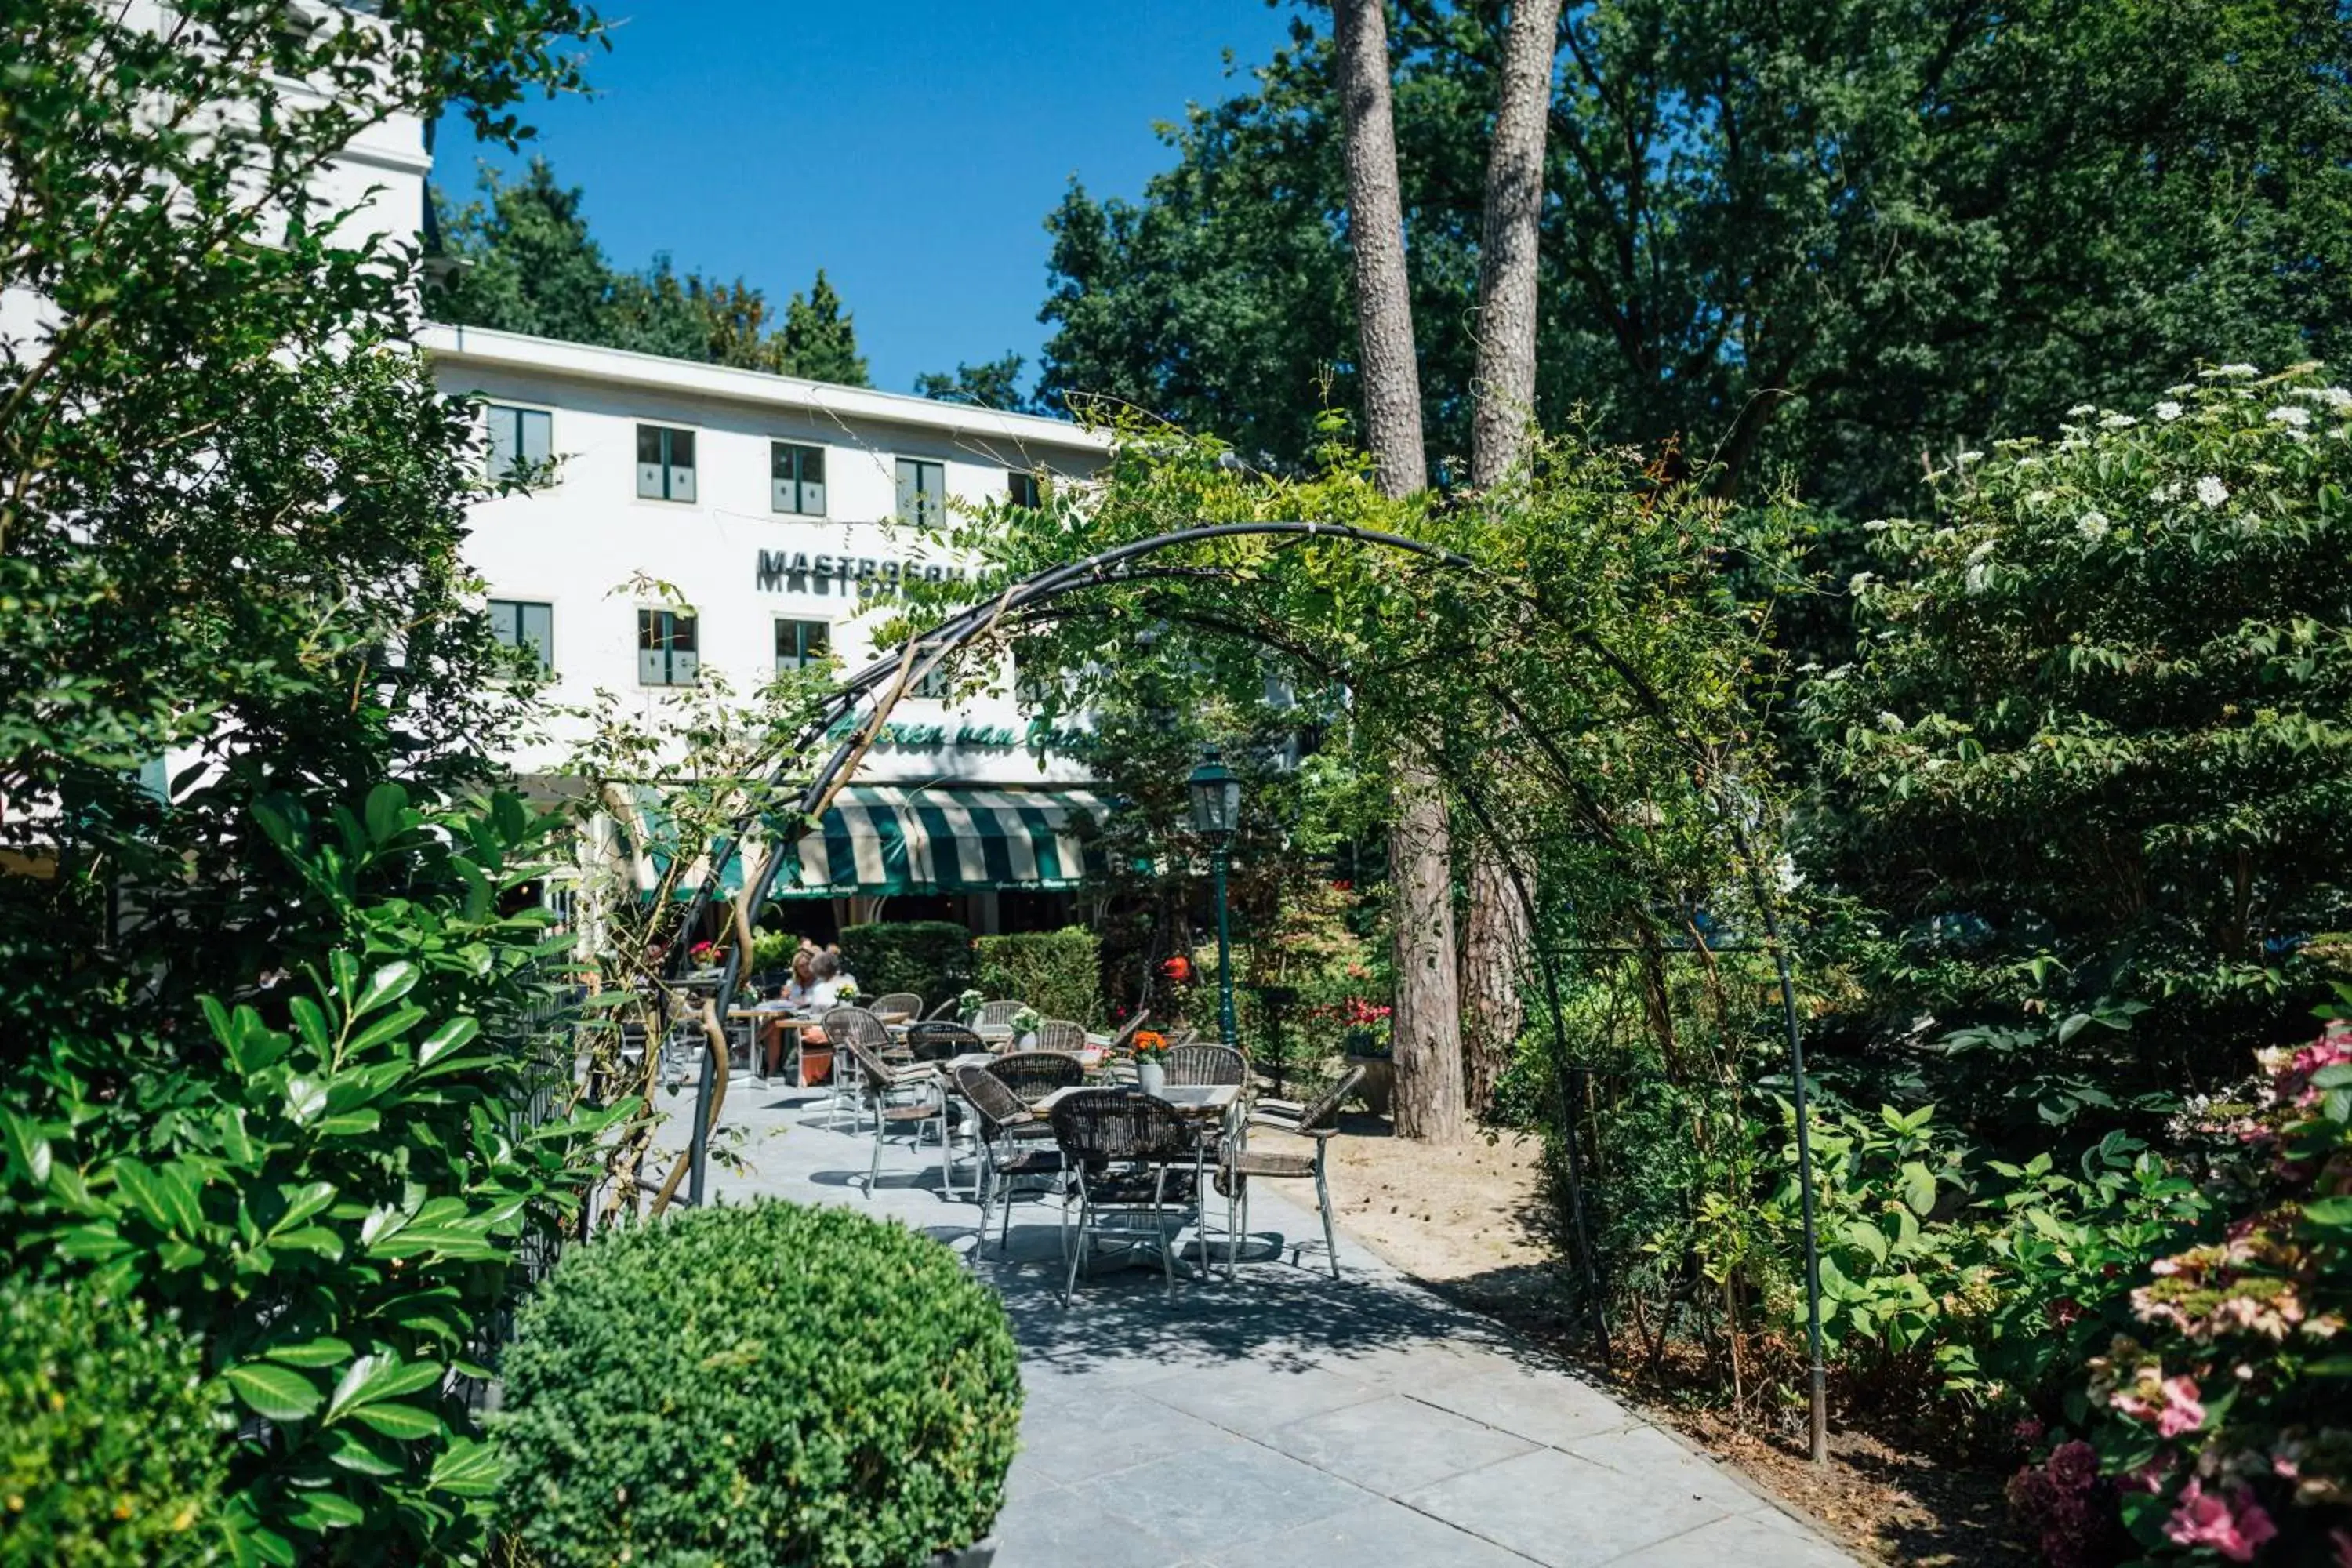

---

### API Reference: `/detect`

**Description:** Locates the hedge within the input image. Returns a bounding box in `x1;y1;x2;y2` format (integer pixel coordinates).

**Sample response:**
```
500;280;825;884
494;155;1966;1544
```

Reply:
0;1273;227;1568
839;920;975;1007
494;1200;1021;1568
975;927;1102;1025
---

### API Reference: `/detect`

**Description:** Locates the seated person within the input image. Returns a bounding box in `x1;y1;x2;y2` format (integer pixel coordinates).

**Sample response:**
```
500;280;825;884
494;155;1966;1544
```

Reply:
804;950;858;1013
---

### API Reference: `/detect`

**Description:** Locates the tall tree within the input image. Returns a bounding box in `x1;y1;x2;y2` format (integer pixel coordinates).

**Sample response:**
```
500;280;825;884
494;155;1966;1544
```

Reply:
914;351;1039;412
1333;0;1467;1142
430;165;873;385
1037;0;2352;521
1460;0;1564;1114
777;269;870;387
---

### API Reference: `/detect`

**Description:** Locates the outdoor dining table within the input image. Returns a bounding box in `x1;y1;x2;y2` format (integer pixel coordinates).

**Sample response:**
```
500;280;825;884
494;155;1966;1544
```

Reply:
724;1010;825;1086
1030;1083;1245;1269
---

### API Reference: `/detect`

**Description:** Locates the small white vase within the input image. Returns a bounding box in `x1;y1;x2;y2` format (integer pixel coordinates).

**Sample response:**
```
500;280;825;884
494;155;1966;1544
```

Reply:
1136;1060;1166;1096
1018;1031;1037;1050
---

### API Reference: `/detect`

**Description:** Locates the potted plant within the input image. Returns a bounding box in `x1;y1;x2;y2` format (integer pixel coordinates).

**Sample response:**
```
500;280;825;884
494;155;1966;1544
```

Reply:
1008;1004;1042;1047
1338;998;1395;1118
1131;1029;1171;1096
956;987;986;1025
835;978;861;1004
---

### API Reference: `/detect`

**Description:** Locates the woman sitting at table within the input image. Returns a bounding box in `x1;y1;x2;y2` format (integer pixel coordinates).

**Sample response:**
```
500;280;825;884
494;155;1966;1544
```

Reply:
804;949;857;1012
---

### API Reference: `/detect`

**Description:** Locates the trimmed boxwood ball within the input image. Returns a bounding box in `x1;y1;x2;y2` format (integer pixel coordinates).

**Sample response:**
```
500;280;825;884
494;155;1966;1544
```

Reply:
494;1200;1021;1568
0;1273;227;1568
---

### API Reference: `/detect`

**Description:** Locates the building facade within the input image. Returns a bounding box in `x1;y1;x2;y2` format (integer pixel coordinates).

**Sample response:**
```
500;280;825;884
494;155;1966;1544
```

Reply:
425;325;1116;935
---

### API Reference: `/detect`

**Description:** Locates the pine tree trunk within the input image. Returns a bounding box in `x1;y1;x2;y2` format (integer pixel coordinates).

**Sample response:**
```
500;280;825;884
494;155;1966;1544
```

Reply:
1460;0;1563;1114
1333;0;1464;1144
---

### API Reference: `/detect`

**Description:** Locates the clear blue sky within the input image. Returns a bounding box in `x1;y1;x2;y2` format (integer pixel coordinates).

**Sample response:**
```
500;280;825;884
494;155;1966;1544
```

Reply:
438;1;1300;394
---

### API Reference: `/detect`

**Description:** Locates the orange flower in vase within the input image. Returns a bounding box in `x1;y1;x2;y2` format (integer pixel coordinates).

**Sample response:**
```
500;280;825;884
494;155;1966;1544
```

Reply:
1131;1030;1171;1094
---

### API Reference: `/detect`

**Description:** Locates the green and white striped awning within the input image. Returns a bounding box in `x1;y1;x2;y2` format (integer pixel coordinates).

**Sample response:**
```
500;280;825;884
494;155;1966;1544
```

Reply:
782;785;1110;896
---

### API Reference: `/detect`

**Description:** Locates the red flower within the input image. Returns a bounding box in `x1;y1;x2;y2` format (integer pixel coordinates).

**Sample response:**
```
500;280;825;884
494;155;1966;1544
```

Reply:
1161;955;1192;982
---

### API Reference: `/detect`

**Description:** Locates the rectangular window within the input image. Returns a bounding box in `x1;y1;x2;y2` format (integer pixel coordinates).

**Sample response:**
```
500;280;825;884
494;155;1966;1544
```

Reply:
636;424;697;503
637;608;699;686
1007;469;1043;509
895;457;946;528
771;442;827;515
774;618;831;672
488;598;554;672
486;405;552;483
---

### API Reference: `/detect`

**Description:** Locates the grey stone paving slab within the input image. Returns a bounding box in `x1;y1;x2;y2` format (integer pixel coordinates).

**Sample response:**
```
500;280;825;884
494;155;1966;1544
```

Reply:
1403;1363;1637;1449
1606;1511;1858;1567
1564;1422;1771;1514
1143;1359;1387;1439
1403;1446;1732;1567
988;1475;1193;1568
1214;1497;1546;1568
1258;1392;1542;1495
706;1080;1853;1568
1060;1432;1377;1557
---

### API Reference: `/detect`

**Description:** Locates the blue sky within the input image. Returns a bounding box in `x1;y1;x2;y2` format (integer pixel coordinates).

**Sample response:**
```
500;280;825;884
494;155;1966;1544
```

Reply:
437;1;1299;394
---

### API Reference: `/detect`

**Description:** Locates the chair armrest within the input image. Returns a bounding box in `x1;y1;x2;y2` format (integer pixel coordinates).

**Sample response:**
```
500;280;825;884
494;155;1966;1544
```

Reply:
1256;1098;1306;1116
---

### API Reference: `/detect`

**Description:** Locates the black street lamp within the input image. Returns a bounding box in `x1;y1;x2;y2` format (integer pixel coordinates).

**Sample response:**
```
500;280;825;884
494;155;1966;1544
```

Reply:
1185;747;1241;1048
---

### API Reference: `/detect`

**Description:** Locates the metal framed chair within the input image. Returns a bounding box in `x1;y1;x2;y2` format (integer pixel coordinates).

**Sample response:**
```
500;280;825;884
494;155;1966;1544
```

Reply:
990;1050;1085;1104
1165;1042;1247;1087
975;998;1028;1029
840;1036;948;1197
1033;1018;1087;1054
870;990;923;1021
1048;1090;1200;1305
819;1006;891;1124
1218;1066;1364;1279
956;1064;1067;1253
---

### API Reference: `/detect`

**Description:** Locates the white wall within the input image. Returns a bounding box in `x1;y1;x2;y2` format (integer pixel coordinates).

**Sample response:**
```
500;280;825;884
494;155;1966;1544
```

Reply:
430;337;1109;784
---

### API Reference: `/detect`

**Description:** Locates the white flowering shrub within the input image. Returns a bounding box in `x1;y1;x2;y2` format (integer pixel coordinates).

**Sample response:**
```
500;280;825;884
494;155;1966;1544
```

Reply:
1805;365;2352;1116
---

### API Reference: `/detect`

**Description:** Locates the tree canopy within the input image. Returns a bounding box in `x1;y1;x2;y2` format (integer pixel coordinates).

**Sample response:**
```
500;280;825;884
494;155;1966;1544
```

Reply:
428;158;873;384
1037;0;2352;520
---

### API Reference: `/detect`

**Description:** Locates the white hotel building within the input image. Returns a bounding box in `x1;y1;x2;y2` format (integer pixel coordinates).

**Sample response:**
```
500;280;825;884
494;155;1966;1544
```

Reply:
425;325;1116;937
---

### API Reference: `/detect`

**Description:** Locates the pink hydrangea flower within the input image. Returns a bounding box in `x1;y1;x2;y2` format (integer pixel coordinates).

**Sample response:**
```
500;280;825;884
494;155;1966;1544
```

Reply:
2156;1375;2205;1438
2164;1479;2279;1563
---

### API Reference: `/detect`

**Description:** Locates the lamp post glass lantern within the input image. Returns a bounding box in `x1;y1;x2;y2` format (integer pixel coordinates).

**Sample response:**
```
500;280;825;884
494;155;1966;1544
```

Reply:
1186;749;1241;1048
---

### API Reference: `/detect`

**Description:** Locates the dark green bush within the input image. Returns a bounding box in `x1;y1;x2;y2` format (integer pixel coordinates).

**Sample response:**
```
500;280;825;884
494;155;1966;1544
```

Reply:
0;1274;227;1567
839;920;975;1005
495;1200;1022;1568
975;927;1102;1024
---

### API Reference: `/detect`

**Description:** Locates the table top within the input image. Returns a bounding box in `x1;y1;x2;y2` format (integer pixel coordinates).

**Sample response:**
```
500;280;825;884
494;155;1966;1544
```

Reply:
725;1009;815;1025
1031;1083;1239;1116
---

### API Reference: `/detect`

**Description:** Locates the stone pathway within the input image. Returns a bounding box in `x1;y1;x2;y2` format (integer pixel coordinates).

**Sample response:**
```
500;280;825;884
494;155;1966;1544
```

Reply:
706;1080;1855;1568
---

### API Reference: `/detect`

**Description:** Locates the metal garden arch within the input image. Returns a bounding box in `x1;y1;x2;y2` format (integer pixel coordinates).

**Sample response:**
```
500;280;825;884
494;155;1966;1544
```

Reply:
662;520;1835;1463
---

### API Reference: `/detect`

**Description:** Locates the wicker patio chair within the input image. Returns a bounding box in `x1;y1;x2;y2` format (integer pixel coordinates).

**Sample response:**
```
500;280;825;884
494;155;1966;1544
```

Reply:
956;1064;1068;1252
902;1020;985;1063
1033;1018;1087;1054
991;1050;1085;1104
1164;1041;1247;1087
1048;1090;1200;1305
869;990;924;1022
1216;1065;1365;1279
975;998;1028;1029
821;1004;895;1124
840;1036;946;1198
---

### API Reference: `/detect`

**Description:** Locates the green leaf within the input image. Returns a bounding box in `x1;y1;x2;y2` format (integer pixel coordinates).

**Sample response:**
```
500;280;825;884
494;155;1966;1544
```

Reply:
317;1110;383;1138
327;1352;444;1425
287;995;333;1055
264;1336;354;1368
347;1004;428;1057
281;1490;365;1531
224;1361;323;1421
270;1180;337;1234
352;961;419;1019
284;1076;328;1125
323;1428;403;1478
348;1401;443;1439
364;780;409;844
1899;1160;1938;1218
430;1437;503;1497
416;1016;479;1069
1;1110;53;1188
2304;1196;2352;1228
271;1225;345;1258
